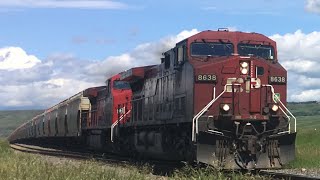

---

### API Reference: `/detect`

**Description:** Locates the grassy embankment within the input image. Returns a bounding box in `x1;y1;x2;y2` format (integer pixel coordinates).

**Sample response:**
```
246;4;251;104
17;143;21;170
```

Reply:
0;110;43;137
0;140;149;180
287;103;320;168
0;140;264;180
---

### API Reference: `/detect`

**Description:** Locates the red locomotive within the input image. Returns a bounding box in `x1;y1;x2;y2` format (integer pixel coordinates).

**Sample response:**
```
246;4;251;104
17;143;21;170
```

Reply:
8;29;297;169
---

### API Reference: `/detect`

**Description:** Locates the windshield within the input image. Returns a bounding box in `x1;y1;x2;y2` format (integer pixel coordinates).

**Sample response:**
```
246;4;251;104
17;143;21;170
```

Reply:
191;42;234;57
113;81;131;90
238;44;275;60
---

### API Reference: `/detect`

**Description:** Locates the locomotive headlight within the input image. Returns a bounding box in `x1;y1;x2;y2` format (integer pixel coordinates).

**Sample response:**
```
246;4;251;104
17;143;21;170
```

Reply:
240;61;249;75
271;104;279;112
241;62;248;68
222;104;230;111
241;68;248;75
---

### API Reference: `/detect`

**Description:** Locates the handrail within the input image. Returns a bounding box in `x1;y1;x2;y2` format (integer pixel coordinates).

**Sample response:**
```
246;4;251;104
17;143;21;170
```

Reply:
192;83;297;142
279;106;291;132
262;85;297;133
192;84;241;142
110;110;131;142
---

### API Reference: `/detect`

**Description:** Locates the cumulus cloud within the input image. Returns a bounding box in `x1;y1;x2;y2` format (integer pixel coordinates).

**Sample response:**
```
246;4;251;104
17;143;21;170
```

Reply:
0;0;128;9
305;0;320;14
270;30;320;101
0;47;40;70
0;79;97;108
0;49;99;108
271;30;320;61
85;29;199;82
0;29;199;109
291;89;320;102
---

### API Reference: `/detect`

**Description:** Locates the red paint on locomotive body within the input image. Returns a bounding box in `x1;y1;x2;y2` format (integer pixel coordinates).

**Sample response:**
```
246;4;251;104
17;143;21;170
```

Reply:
187;31;286;120
109;74;132;125
181;30;295;169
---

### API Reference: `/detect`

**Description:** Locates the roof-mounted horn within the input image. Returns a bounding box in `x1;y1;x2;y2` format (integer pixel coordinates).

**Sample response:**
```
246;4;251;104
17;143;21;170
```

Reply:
218;28;229;32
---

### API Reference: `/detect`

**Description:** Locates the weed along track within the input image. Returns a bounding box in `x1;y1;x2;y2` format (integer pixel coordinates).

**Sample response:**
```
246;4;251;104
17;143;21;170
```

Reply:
10;142;320;179
9;143;184;175
0;140;156;180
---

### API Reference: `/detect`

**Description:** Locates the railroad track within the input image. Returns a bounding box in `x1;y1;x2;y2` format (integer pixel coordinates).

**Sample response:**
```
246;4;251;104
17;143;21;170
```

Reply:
10;143;183;175
10;143;130;164
258;170;319;180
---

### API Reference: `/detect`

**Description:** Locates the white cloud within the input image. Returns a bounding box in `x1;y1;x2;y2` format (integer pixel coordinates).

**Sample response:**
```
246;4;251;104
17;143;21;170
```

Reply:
85;29;199;82
281;59;320;74
0;47;40;70
0;29;199;109
0;79;97;108
270;30;320;101
305;0;320;14
270;30;320;61
0;0;128;9
291;89;320;101
0;47;101;108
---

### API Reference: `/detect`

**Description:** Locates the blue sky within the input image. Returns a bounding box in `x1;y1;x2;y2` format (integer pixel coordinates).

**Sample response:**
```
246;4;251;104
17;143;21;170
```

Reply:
0;0;316;60
0;0;320;109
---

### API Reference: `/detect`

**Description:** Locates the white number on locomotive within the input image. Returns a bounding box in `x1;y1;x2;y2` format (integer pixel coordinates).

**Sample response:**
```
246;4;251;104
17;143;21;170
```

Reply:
197;75;217;82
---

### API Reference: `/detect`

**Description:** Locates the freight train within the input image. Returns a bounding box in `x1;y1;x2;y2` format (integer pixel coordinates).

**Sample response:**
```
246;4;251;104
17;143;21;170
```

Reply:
8;29;297;169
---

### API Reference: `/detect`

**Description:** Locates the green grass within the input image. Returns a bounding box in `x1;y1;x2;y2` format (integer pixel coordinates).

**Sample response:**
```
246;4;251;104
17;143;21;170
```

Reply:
0;139;266;180
0;140;148;180
0;110;43;137
286;103;320;168
288;129;320;168
288;103;320;117
172;166;268;180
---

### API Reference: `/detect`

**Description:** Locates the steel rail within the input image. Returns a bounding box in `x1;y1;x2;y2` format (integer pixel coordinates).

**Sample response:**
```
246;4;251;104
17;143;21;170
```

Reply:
10;143;128;164
10;143;183;171
259;170;319;180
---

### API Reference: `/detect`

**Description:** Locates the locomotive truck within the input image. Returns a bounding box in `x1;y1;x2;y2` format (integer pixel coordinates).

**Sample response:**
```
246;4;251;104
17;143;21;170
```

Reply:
8;29;296;169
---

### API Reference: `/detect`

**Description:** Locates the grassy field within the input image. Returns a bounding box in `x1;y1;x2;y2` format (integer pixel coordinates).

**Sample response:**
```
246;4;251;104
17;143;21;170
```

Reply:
0;110;43;137
287;103;320;168
0;140;264;180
